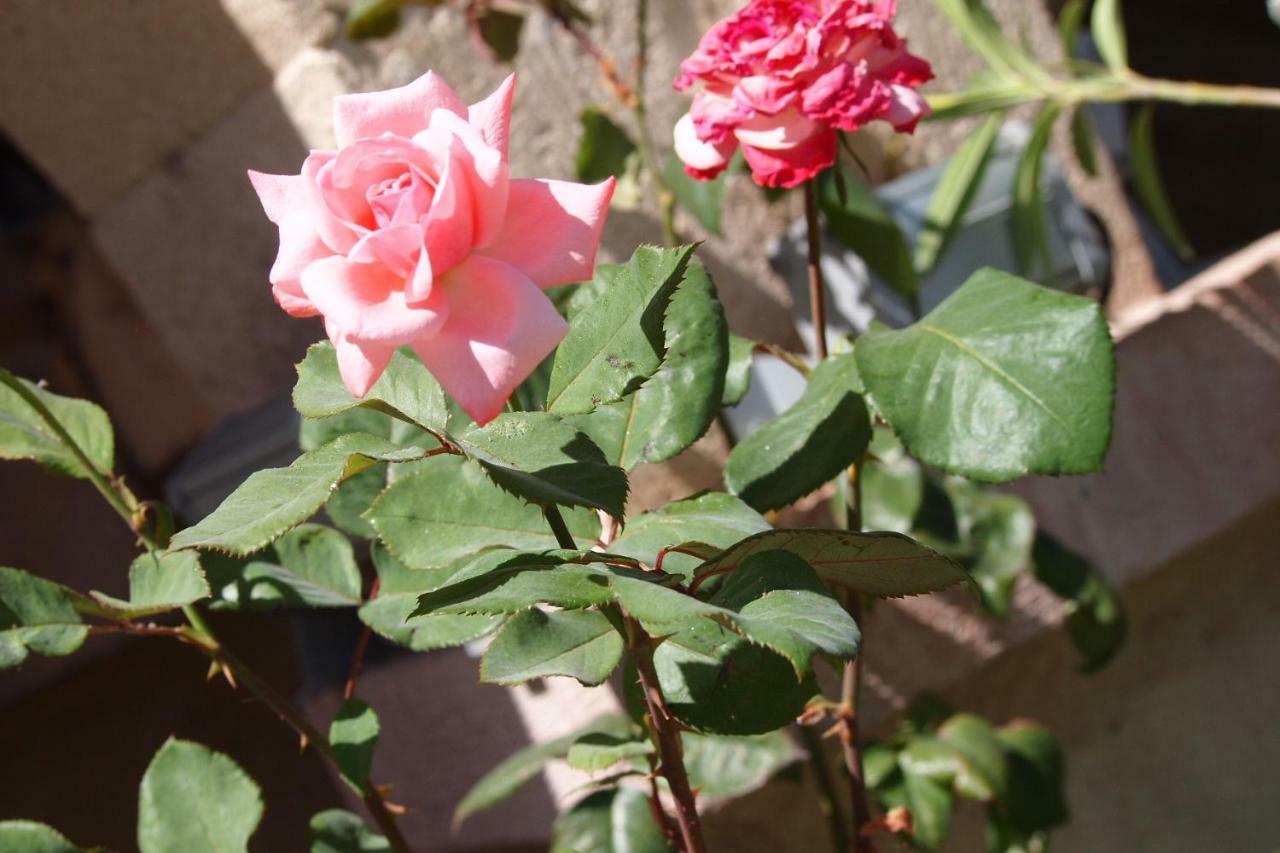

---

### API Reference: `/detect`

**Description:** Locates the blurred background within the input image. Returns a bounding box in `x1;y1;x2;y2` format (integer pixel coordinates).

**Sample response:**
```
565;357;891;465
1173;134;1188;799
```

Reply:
2;1;1279;850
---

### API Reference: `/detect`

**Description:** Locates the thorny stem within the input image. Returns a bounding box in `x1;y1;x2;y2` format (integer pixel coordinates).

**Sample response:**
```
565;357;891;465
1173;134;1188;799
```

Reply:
345;578;380;701
799;724;851;853
803;183;829;361
542;503;578;551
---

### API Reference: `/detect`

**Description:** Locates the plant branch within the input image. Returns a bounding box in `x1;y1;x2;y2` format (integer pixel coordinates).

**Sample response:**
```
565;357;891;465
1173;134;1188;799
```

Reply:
799;724;851;853
345;578;380;701
803;182;829;361
541;504;579;550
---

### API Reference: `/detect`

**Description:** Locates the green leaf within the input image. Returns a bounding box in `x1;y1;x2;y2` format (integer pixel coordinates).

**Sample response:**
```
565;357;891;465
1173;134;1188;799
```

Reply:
412;551;624;617
930;0;1049;84
566;258;728;470
926;84;1038;122
818;166;918;302
1012;103;1062;278
682;731;800;802
901;765;954;850
358;544;503;651
653;619;818;736
577;108;637;184
1091;0;1128;74
457;412;629;518
606;492;770;581
0;821;79;853
309;810;390;853
204;524;362;609
1069;106;1099;177
294;342;448;438
1032;533;1126;672
996;722;1068;835
454;714;632;827
547;245;695;414
368;455;599;570
345;0;401;40
938;713;1009;801
722;334;754;407
93;550;210;617
1057;0;1088;57
550;788;674;853
481;608;623;687
691;529;969;599
170;433;430;555
137;739;263;853
664;151;725;234
725;352;871;512
1129;105;1195;261
566;733;654;773
0;567;87;670
860;431;925;535
944;480;1035;617
331;699;380;795
473;7;524;62
855;268;1115;483
0;369;114;480
915;112;1004;275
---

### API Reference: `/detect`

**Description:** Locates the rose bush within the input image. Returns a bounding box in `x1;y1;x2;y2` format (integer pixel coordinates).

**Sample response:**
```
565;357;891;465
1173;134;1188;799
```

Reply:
249;72;615;424
672;0;932;187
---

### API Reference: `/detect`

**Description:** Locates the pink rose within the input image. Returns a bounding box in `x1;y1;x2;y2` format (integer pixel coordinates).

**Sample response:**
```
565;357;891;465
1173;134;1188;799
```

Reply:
249;73;615;425
673;0;932;188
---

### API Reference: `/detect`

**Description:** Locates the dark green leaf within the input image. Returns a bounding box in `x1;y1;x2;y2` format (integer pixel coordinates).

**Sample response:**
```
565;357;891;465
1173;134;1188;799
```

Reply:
996;722;1068;835
547;245;696;414
945;480;1035;618
92;550;209;617
170;433;430;555
691;529;970;599
925;85;1038;122
1091;0;1128;74
682;731;800;801
137;739;263;853
0;821;78;853
293;342;448;438
915;112;1004;275
855;268;1115;483
819;166;918;301
1032;532;1126;672
1012;103;1062;278
664;151;725;234
454;714;631;827
331;699;380;795
473;7;524;63
412;551;623;617
481;608;623;687
204;524;362;609
901;765;954;850
0;369;113;480
566;258;728;470
345;0;401;40
938;713;1008;801
550;788;674;853
368;455;599;570
565;733;654;773
1057;0;1088;57
722;334;754;407
725;352;871;512
606;492;770;581
309;810;390;853
577;108;637;184
1070;106;1099;177
457;412;629;518
860;430;924;535
1129;105;1195;261
0;567;86;670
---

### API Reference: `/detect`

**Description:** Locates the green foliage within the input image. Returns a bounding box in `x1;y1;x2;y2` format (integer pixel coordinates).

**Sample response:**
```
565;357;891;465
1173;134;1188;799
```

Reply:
722;334;755;406
369;456;600;570
682;731;800;801
309;810;390;853
345;0;401;40
550;788;674;853
606;492;770;581
204;524;362;609
1012;103;1062;278
818;165;919;302
1032;533;1126;672
0;368;114;481
0;567;87;670
481;609;623;687
473;7;524;62
138;739;263;853
916;112;1004;275
0;821;79;853
1091;0;1129;75
565;733;654;773
931;0;1049;84
577;108;637;184
725;352;871;512
567;258;728;470
1129;105;1195;260
548;245;696;414
93;550;210;617
856;268;1115;483
331;699;380;794
294;341;448;438
1057;0;1089;57
664;151;725;234
942;479;1036;617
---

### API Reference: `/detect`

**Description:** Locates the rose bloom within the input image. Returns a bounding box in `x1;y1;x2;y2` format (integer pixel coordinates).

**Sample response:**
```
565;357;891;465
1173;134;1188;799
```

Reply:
673;0;932;188
249;73;615;425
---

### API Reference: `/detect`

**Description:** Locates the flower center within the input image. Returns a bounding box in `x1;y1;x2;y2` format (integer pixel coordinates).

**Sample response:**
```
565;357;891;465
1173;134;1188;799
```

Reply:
365;171;418;229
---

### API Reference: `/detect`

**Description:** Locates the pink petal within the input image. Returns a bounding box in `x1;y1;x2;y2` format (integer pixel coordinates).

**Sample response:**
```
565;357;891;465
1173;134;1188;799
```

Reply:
673;113;736;178
248;170;326;317
732;107;826;151
416;109;509;250
413;256;568;425
882;83;931;132
333;71;467;148
349;224;423;279
328;324;397;398
480;177;615;289
740;130;837;188
417;139;476;294
468;74;516;160
301;256;448;344
302;152;361;254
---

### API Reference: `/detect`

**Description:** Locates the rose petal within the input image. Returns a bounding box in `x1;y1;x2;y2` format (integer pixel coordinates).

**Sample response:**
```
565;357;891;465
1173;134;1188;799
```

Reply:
882;83;931;132
333;71;467;148
417;109;509;250
248;170;326;317
732;106;826;151
468;74;516;160
349;223;422;279
416;139;476;294
479;178;615;288
301;256;448;344
302;152;361;254
328;323;397;398
740;129;837;188
673;112;736;178
413;256;568;425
